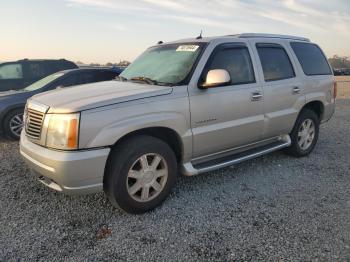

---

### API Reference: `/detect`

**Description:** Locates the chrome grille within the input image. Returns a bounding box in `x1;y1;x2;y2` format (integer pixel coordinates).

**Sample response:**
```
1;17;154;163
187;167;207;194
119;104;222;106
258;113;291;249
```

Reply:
25;108;45;139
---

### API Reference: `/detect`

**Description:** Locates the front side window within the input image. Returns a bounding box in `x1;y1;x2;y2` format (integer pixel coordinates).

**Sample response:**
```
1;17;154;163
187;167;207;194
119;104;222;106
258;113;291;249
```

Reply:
203;45;255;85
0;63;23;80
120;43;205;85
257;44;295;82
291;42;332;76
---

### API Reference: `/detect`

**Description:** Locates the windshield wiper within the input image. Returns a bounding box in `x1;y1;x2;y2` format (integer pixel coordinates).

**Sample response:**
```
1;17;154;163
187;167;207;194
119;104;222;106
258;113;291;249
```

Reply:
130;76;173;86
130;76;158;85
115;75;128;82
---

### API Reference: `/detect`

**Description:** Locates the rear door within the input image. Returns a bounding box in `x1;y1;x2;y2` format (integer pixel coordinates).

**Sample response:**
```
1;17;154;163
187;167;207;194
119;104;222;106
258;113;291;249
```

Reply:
189;42;264;158
26;61;49;83
249;41;305;138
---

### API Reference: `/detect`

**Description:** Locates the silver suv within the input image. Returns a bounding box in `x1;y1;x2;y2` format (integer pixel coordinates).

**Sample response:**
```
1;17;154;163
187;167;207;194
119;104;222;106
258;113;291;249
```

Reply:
20;34;336;213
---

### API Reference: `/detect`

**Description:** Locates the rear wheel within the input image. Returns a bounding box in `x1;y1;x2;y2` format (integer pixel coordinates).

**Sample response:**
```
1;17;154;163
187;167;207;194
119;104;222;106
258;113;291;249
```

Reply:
104;135;178;214
284;109;319;157
4;108;24;140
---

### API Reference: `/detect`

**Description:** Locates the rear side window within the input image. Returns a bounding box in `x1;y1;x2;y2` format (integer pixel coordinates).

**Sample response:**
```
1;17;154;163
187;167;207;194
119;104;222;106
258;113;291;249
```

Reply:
28;62;47;79
291;42;332;76
256;44;295;82
0;63;23;79
204;45;255;85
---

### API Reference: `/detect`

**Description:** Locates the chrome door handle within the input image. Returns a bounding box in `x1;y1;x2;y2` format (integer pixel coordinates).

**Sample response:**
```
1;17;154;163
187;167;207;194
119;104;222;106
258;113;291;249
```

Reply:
251;91;263;101
292;86;301;94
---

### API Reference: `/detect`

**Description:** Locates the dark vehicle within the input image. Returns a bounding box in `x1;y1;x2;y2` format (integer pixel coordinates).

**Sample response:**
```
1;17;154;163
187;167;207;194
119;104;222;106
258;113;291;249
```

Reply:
333;68;342;76
334;68;350;76
0;59;77;92
0;68;123;139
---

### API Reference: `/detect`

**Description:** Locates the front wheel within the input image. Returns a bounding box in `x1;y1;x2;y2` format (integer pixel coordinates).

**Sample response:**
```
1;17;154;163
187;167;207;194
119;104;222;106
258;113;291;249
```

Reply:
284;109;320;157
4;108;24;140
104;135;178;214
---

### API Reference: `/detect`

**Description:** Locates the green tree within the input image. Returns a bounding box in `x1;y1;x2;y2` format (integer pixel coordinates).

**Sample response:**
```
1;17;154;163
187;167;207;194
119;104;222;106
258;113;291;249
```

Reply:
328;55;350;69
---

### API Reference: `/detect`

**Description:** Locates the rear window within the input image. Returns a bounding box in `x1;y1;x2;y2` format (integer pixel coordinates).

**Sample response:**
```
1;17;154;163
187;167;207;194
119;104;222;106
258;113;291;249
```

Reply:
256;44;295;82
290;42;332;76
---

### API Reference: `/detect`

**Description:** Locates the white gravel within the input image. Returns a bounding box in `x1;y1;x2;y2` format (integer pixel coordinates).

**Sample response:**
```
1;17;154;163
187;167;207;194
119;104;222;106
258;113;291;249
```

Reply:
1;99;350;261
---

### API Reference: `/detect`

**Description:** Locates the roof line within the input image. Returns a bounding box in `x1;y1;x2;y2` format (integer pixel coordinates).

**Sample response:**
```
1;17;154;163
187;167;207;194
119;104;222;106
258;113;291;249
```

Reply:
235;33;310;42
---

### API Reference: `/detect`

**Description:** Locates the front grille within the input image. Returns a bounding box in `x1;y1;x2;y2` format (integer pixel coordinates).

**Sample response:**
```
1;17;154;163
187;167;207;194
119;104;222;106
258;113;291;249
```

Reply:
25;108;45;139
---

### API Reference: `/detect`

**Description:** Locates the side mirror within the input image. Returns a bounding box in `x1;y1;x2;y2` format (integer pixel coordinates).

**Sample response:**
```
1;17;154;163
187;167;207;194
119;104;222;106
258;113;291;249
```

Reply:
200;69;231;88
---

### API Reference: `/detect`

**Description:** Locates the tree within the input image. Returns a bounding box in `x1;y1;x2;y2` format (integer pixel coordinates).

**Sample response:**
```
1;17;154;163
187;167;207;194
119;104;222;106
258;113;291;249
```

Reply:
117;60;131;67
328;55;350;69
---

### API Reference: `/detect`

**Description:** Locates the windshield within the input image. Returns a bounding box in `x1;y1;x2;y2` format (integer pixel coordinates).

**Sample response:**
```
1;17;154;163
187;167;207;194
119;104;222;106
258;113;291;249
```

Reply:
24;72;65;91
120;43;204;85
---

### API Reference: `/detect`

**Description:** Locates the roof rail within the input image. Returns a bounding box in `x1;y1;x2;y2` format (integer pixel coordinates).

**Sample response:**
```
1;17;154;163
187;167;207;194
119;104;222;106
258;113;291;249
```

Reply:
237;33;310;42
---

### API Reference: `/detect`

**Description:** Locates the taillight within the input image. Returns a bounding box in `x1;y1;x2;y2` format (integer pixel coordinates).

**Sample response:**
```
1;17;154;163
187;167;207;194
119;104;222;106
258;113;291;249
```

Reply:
333;81;337;99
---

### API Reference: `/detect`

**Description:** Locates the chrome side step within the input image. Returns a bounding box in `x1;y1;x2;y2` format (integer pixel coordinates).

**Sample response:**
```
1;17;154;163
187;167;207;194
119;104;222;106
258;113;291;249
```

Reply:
182;135;291;176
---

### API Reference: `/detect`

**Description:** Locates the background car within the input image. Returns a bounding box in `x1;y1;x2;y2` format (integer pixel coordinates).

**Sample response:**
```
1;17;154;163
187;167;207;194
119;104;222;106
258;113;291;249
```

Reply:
0;67;123;139
0;59;77;92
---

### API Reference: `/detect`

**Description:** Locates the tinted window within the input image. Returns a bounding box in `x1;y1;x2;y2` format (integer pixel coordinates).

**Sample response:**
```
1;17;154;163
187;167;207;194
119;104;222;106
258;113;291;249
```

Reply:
77;72;96;84
28;62;47;78
205;46;255;85
58;74;79;88
257;44;295;81
0;63;23;79
291;42;332;75
95;71;119;81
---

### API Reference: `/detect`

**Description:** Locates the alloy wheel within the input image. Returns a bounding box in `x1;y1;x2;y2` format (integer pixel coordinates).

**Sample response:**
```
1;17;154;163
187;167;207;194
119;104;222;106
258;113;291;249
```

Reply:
9;113;24;138
297;119;315;150
126;153;168;202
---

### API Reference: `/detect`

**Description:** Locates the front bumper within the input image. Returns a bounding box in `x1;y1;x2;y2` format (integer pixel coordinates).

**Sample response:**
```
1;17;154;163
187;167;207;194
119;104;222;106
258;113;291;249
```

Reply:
20;133;110;194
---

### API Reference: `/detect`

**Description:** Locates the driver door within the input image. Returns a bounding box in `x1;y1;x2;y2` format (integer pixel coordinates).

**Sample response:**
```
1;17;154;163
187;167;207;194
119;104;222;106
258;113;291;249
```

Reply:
188;43;264;158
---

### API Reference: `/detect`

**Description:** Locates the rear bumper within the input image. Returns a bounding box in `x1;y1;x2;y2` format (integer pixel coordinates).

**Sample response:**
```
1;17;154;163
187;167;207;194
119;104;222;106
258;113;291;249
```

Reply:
321;100;335;124
20;133;110;194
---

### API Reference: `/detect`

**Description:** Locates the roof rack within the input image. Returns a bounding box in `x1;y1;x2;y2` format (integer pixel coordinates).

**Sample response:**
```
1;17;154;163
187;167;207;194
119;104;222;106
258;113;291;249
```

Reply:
236;33;310;42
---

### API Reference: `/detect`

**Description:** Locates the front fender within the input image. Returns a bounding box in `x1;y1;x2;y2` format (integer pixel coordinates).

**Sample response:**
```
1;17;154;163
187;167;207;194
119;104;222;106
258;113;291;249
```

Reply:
79;98;192;161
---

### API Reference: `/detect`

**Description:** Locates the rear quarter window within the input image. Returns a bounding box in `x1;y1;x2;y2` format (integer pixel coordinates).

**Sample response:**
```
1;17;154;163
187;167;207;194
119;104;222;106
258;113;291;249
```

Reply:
290;42;332;76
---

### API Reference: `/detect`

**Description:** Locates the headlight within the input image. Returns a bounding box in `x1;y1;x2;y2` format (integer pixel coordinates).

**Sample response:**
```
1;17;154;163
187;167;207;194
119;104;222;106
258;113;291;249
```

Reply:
46;113;80;150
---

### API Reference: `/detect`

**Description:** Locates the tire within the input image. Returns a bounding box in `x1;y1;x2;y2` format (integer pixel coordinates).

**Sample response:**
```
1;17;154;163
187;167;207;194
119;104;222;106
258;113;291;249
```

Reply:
3;108;24;140
284;109;320;157
104;135;178;214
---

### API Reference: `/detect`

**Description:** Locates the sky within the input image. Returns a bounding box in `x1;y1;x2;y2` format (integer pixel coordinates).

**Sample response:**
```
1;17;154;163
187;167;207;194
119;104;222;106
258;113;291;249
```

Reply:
1;0;349;64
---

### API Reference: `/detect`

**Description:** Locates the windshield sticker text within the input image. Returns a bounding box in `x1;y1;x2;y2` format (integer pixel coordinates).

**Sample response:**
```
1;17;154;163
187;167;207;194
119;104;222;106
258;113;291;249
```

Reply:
176;45;199;52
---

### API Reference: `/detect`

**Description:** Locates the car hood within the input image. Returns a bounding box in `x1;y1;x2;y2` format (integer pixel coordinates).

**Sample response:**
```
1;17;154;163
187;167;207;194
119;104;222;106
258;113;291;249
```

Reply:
30;81;173;113
0;90;36;106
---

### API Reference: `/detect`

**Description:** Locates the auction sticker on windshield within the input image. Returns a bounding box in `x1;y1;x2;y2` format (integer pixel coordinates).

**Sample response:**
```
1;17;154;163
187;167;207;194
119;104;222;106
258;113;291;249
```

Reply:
176;45;199;52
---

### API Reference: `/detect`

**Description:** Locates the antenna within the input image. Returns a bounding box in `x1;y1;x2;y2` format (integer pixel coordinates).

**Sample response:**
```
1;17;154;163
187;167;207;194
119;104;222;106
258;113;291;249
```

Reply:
196;30;203;39
157;41;163;44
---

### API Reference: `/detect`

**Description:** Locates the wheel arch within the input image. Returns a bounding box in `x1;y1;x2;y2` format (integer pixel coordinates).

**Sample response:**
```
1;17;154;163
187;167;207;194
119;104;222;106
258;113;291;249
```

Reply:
1;105;25;132
109;126;184;164
301;100;325;120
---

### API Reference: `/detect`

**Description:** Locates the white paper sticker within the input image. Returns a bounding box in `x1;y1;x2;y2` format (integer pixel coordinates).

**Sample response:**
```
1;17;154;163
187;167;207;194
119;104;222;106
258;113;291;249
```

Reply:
176;45;199;52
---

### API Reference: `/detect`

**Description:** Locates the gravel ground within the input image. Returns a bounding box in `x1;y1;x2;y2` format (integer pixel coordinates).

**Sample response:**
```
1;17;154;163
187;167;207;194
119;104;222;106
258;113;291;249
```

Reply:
1;88;350;261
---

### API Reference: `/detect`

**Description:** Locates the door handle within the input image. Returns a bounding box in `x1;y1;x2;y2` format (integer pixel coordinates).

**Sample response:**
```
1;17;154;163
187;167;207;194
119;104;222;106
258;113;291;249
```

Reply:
251;91;263;101
292;86;301;94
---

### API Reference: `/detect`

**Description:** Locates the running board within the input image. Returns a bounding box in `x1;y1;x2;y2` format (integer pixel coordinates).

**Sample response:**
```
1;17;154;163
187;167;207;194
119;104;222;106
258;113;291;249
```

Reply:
182;135;291;176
